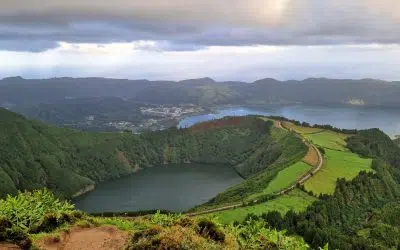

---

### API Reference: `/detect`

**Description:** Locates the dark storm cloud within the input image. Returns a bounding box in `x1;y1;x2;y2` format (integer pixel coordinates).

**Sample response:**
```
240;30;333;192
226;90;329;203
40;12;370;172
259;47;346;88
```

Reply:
0;40;59;52
0;0;400;52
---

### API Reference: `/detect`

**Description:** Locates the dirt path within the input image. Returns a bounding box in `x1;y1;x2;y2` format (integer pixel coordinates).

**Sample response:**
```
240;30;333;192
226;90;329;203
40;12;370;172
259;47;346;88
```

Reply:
303;145;320;167
187;120;324;217
37;226;129;250
186;203;243;217
276;121;324;191
0;243;20;250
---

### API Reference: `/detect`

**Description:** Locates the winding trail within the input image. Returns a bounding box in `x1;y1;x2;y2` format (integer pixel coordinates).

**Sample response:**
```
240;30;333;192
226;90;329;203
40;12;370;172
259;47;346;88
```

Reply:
186;120;324;217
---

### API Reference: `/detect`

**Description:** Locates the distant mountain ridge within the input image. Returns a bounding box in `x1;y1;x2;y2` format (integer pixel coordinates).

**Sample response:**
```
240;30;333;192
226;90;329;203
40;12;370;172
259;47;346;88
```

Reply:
2;76;398;84
1;76;400;107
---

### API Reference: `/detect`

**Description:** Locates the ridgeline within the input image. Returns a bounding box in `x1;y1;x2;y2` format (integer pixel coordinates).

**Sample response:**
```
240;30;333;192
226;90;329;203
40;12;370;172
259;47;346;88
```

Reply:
0;108;305;201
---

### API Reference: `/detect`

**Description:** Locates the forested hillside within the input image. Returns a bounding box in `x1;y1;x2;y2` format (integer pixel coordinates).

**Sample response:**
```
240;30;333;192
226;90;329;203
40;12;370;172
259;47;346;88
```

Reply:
2;77;400;108
255;129;400;249
203;127;307;205
394;137;400;147
0;108;304;199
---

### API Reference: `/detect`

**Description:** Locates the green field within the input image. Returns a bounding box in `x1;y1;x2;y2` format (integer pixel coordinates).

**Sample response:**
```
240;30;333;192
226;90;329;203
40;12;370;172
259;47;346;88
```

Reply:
303;131;349;151
250;161;312;198
304;149;373;195
282;122;324;134
211;189;317;224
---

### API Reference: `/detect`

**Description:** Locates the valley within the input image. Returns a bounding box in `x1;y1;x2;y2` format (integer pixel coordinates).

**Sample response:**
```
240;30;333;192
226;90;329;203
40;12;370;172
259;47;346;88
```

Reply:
0;108;399;249
3;2;400;248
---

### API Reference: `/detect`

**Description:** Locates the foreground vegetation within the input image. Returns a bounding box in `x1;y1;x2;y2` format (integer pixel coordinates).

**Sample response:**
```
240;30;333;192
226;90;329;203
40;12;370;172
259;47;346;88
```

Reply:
0;190;309;249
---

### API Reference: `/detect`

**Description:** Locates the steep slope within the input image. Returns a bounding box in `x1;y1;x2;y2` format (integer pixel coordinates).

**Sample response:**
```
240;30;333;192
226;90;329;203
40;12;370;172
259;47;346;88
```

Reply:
393;137;400;147
0;108;133;197
196;127;307;207
259;129;400;249
0;109;306;200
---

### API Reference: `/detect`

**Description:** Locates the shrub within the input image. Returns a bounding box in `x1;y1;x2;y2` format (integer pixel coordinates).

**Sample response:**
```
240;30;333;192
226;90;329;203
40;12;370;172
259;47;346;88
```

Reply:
197;219;225;243
4;228;32;249
228;218;309;249
0;189;75;232
132;226;162;243
150;211;183;227
33;213;60;233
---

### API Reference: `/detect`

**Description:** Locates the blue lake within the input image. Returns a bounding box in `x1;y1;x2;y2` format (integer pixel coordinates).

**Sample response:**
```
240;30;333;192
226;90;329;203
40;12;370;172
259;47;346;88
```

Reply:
179;105;400;137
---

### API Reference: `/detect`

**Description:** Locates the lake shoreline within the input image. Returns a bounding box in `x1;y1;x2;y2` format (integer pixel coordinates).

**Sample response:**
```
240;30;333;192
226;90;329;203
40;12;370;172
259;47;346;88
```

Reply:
179;105;400;137
72;184;95;198
73;163;243;213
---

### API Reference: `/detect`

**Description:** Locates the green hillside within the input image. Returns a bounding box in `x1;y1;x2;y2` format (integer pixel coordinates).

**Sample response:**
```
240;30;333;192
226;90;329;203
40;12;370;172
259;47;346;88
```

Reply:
256;129;400;249
304;149;372;195
395;137;400;147
211;189;317;224
197;127;307;208
1;109;400;249
0;109;307;201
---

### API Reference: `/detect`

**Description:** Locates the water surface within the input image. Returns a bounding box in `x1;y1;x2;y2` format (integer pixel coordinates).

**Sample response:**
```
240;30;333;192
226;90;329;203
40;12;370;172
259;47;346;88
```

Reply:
179;105;400;137
74;164;242;213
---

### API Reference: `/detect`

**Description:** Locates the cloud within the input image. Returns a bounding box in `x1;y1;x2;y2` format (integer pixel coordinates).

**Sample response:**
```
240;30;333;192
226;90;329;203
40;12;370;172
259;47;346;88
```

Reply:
1;44;400;81
0;0;400;51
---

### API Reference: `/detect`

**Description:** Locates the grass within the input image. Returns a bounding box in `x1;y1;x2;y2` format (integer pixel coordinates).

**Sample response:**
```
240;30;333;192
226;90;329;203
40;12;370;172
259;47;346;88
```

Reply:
259;117;281;129
282;122;324;134
281;121;351;151
264;162;312;194
303;131;350;151
304;149;373;195
303;145;320;167
211;190;317;224
248;162;312;200
93;217;138;232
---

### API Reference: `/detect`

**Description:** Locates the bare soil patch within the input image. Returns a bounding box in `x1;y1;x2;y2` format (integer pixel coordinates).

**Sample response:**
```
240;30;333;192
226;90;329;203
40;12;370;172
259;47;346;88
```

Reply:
37;226;129;250
0;243;20;250
303;145;320;167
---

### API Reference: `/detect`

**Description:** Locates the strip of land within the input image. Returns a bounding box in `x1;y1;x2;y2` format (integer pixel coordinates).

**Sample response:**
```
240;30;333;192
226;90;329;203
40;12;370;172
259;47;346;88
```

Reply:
186;119;324;217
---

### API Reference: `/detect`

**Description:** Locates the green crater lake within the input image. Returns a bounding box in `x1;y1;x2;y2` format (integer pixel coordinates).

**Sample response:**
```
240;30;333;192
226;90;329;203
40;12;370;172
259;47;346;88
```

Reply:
74;164;242;213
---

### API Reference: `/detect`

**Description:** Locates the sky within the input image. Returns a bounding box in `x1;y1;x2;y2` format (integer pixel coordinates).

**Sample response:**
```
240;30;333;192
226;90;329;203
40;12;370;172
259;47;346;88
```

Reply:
1;0;400;81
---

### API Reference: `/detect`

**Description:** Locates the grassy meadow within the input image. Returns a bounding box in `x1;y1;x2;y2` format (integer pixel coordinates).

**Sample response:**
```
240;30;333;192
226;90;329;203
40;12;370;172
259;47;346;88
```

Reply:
303;131;349;151
304;149;373;195
251;162;312;198
211;189;317;224
282;122;324;134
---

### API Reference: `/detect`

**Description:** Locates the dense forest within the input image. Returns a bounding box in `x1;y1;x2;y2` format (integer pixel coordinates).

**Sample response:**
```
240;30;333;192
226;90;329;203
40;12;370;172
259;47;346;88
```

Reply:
394;137;400;147
0;108;305;200
253;129;400;249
